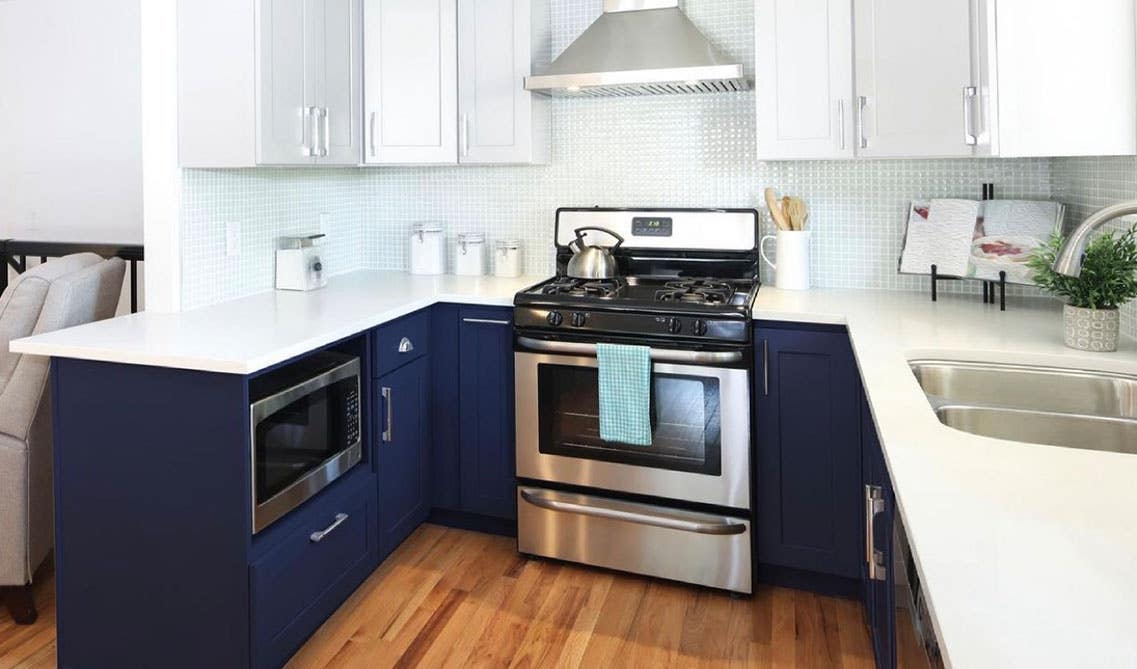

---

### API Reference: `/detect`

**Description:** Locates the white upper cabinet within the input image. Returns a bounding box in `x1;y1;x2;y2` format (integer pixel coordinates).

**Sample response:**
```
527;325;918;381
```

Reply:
180;0;362;167
853;0;976;158
457;0;550;164
981;0;1137;157
755;0;1137;160
364;0;458;165
364;0;548;166
756;0;854;160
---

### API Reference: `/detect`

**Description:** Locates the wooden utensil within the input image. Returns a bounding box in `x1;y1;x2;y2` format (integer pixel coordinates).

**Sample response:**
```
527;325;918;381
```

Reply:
786;197;808;231
764;188;791;231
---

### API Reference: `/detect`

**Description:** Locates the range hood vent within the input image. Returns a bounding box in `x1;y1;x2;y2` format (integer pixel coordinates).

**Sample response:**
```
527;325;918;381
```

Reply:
524;0;749;98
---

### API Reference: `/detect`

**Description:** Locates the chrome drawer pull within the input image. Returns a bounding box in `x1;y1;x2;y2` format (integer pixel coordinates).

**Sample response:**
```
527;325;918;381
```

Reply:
462;318;511;326
520;488;746;536
310;513;349;543
865;485;887;581
398;337;414;354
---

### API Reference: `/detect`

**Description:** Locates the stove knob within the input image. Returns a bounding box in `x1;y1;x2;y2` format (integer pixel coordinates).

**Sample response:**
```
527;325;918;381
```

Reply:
667;318;683;334
546;311;564;327
693;319;708;336
570;312;587;327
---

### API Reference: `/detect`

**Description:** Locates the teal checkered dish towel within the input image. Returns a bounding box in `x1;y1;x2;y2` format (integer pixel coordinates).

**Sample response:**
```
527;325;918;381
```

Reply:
596;343;653;447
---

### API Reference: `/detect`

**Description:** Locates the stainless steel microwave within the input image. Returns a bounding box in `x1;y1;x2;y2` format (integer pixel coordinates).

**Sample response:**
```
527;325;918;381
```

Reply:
249;352;362;533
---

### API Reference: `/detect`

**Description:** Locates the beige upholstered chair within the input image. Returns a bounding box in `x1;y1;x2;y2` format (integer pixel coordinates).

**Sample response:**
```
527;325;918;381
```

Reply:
0;253;125;624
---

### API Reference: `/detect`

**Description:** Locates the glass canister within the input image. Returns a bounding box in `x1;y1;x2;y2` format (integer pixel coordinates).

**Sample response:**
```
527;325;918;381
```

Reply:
494;239;522;278
455;232;486;276
409;222;445;275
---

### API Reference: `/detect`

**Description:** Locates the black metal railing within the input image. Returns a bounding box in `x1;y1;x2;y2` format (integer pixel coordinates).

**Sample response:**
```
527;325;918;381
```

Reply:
0;240;145;313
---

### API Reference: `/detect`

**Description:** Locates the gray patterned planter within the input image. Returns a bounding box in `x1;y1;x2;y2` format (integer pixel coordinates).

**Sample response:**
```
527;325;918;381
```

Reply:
1064;304;1120;352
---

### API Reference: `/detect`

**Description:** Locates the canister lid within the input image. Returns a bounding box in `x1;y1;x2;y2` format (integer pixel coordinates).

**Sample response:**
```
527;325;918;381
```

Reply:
496;239;521;249
412;221;444;233
457;232;486;243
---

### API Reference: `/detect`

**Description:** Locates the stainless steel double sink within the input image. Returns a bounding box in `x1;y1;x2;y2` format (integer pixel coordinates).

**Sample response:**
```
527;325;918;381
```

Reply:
909;360;1137;455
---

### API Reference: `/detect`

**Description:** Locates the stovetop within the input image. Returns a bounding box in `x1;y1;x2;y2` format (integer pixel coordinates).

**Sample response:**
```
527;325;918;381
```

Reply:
514;274;760;345
523;276;757;311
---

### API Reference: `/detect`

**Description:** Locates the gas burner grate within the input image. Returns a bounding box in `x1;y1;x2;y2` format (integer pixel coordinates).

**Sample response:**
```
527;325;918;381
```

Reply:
655;279;736;305
541;277;625;299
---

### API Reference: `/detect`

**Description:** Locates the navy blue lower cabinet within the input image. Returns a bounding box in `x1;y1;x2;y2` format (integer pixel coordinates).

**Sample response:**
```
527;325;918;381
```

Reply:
457;306;517;520
51;359;253;669
250;467;378;669
754;322;863;584
862;399;897;669
375;356;432;558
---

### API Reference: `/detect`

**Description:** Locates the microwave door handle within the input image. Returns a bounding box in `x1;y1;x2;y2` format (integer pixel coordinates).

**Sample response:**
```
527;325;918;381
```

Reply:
381;386;393;443
515;336;743;365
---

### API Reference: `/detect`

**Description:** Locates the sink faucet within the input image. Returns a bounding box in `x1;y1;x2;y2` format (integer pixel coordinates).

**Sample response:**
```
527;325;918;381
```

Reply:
1053;200;1137;277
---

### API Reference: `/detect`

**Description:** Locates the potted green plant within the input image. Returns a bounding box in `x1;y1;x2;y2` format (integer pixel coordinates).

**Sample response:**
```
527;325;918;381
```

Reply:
1027;227;1137;352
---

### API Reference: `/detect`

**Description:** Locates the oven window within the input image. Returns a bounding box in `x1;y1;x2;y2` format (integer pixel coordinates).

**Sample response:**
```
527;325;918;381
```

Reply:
537;364;722;475
254;376;356;503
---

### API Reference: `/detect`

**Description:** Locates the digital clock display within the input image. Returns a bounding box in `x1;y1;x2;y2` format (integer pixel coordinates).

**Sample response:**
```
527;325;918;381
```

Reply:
632;217;674;237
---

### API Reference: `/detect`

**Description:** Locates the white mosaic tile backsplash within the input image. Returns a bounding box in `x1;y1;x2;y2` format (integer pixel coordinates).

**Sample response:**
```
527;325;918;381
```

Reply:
1050;157;1137;338
182;0;1056;311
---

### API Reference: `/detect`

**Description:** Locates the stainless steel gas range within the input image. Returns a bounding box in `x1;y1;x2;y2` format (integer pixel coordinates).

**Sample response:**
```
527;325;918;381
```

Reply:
513;207;760;594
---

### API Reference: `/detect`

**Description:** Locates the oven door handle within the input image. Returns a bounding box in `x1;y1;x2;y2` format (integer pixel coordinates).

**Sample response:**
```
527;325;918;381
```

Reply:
519;488;747;536
515;337;743;365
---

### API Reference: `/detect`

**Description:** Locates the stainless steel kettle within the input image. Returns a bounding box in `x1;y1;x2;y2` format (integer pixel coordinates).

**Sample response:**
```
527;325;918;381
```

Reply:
567;227;625;279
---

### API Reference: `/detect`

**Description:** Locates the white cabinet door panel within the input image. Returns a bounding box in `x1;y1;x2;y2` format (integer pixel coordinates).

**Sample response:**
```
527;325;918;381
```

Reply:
457;0;545;164
756;0;854;160
321;0;363;164
365;0;458;164
259;0;316;164
853;0;975;158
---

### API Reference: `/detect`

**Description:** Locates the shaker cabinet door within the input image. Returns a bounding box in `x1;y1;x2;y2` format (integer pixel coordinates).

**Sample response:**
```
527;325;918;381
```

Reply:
258;0;318;165
755;325;862;578
755;0;854;160
852;0;977;158
318;0;364;165
457;307;517;520
456;0;548;164
375;357;432;558
364;0;458;164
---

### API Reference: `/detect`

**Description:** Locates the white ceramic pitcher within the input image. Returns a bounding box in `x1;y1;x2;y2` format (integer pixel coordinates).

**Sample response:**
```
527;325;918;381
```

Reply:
760;230;812;290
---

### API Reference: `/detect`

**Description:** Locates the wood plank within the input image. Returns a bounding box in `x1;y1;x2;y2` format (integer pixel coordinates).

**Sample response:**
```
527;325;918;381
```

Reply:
4;525;881;669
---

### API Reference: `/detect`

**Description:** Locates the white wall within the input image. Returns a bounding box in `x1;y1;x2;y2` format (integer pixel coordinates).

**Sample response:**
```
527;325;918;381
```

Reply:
0;0;143;244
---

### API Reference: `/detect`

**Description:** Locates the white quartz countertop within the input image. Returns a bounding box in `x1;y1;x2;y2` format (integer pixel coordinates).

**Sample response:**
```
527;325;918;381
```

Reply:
756;288;1137;669
9;271;542;374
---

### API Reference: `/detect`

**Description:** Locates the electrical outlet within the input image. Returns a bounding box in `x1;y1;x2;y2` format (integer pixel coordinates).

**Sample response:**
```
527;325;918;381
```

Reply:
318;212;330;233
225;222;240;256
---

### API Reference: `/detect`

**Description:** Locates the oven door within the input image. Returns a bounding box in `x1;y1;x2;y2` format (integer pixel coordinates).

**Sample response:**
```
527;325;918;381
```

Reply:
250;358;362;533
515;340;751;510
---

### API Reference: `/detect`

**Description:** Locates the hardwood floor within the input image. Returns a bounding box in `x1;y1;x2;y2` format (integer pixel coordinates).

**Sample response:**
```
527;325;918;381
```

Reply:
0;525;932;668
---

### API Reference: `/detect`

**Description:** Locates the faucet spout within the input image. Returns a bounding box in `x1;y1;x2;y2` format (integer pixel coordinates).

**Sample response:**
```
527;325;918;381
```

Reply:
1053;200;1137;277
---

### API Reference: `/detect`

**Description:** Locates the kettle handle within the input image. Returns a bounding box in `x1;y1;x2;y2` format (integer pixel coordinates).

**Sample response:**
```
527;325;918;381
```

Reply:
573;227;626;249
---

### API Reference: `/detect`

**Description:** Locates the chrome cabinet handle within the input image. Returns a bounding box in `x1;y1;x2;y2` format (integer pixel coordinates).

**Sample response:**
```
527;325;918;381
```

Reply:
320;107;330;157
762;339;769;396
398;337;414;354
517;336;743;365
381;386;393;443
856;96;868;149
962;86;978;146
369;110;377;157
310;512;349;543
460;114;470;158
520;488;747;536
865;484;887;581
837;99;846;151
462;318;511;326
305;106;320;157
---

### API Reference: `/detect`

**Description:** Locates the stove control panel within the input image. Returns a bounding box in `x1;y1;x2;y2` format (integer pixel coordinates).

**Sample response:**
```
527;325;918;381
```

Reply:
515;308;749;343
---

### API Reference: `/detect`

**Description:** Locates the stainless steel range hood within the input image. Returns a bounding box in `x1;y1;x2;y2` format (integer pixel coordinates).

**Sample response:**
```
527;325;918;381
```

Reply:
524;0;749;97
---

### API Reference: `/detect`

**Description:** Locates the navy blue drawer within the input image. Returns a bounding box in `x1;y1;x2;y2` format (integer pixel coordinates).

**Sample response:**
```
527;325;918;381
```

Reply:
250;473;378;669
373;309;430;377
